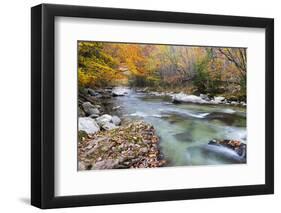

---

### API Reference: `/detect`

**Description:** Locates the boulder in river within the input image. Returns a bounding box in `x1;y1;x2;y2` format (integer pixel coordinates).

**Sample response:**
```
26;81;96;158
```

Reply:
78;117;100;134
172;93;207;104
214;96;225;103
205;112;237;125
207;139;246;162
112;87;130;96
200;94;210;101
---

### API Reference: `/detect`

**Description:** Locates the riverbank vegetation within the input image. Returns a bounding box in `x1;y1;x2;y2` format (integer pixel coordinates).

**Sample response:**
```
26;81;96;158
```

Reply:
78;41;246;101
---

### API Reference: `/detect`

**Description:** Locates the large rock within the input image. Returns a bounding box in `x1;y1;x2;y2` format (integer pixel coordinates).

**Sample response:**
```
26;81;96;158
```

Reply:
207;139;246;163
213;96;225;103
102;122;117;131
82;102;100;115
231;101;239;105
112;115;121;125
95;114;118;130
112;87;130;96
200;94;210;101
78;117;100;134
96;114;112;125
172;93;207;104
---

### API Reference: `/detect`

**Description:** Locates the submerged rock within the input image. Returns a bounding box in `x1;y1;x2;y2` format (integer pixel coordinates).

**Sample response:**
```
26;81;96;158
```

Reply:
205;112;237;125
78;117;100;134
173;132;193;142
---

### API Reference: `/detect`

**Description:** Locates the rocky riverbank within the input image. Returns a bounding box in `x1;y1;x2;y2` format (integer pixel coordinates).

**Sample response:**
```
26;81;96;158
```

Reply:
136;87;246;106
78;86;246;169
147;91;246;106
78;121;166;170
78;87;166;170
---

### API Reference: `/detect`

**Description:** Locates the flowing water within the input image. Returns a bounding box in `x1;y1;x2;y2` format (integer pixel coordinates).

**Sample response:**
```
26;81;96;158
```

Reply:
106;88;247;167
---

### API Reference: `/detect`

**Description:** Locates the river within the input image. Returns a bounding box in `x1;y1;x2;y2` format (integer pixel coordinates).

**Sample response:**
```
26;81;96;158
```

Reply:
104;88;247;167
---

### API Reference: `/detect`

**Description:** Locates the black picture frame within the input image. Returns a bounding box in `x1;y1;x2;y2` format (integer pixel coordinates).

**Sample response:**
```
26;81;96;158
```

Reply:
31;3;274;209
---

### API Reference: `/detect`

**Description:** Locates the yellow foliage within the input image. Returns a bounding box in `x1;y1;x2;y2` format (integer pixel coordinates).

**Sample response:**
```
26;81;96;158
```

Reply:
78;41;246;92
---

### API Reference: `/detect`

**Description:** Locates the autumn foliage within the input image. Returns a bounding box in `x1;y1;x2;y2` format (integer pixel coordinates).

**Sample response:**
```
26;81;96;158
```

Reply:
78;41;246;99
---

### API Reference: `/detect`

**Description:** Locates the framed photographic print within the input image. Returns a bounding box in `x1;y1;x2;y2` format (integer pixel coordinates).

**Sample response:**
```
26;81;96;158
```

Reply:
31;3;274;209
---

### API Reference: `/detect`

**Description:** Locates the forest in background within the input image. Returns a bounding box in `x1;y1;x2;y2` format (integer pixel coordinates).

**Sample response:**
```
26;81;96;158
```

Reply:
78;41;247;170
78;41;247;101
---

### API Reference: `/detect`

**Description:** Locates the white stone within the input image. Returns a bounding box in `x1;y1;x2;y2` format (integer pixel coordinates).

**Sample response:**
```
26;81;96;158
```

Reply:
79;117;100;134
214;96;225;103
240;101;245;105
96;114;112;126
200;94;210;101
102;122;117;130
112;87;130;96
112;115;121;125
95;114;117;130
172;93;207;104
